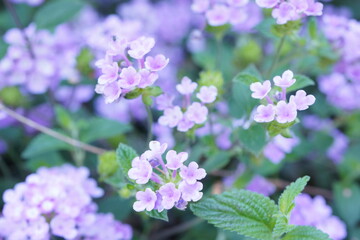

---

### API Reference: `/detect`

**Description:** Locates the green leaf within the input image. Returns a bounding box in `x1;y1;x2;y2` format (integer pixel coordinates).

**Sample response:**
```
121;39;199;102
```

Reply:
272;214;295;238
308;18;318;40
334;183;360;227
145;86;163;97
34;0;85;29
55;105;73;130
286;75;315;93
267;120;297;137
98;195;132;221
80;118;132;143
203;151;232;172
116;143;138;181
145;210;169;222
124;88;144;99
25;152;65;171
278;176;310;216
22;133;72;158
238;125;266;156
282;226;330;240
232;66;262;118
190;190;277;240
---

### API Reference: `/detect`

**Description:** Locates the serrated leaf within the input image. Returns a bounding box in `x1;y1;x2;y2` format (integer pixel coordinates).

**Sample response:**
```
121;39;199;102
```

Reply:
238;125;267;156
272;215;295;238
267;120;297;137
278;176;310;216
282;226;331;240
286;75;315;93
145;210;169;222
116;143;138;181
34;0;85;29
190;190;277;240
80;118;132;143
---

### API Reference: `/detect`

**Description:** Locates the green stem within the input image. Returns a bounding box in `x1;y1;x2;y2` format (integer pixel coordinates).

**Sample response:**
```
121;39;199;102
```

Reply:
145;105;153;143
266;36;286;78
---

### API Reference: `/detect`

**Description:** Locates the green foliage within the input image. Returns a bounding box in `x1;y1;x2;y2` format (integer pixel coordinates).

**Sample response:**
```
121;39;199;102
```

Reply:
202;151;232;172
98;195;133;221
278;176;310;216
80;117;132;143
22;133;71;159
281;226;330;240
191;176;329;240
286;75;315;93
145;210;169;222
334;183;360;227
272;21;302;37
116;143;138;182
76;48;94;75
97;151;118;179
232;66;262;118
55;105;74;131
25;152;65;171
198;70;224;91
238;125;267;156
267;120;297;137
191;190;278;240
34;0;85;29
0;87;24;107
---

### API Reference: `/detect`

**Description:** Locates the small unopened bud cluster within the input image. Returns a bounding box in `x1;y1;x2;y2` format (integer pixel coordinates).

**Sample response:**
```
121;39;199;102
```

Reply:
128;141;206;212
250;70;315;124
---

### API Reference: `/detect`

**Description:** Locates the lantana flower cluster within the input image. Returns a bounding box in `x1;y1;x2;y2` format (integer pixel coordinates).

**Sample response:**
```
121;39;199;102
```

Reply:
191;0;251;27
319;13;360;110
95;36;169;103
128;141;206;212
250;70;315;124
0;165;132;240
255;0;323;24
157;77;218;132
264;134;298;164
290;194;347;240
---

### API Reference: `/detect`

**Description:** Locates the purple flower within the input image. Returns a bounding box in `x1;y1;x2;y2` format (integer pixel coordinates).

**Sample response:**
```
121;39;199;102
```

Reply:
206;4;231;27
180;162;206;184
275;101;297;123
128;156;153;184
166;150;188;170
118;66;141;89
304;0;323;16
255;0;279;8
156;94;175;111
227;0;249;7
158;183;181;210
272;2;296;25
254;104;276;122
98;62;119;85
250;80;272;99
128;37;155;60
159;106;183;128
186;102;208;124
148;141;168;157
273;70;296;88
176;76;198;95
107;37;128;57
96;81;122;104
50;216;78;239
246;175;276;196
177;116;195;132
289;90;316;110
289;0;308;13
138;69;158;88
133;188;157;212
145;54;169;72
191;0;210;13
197;86;218;104
179;181;203;202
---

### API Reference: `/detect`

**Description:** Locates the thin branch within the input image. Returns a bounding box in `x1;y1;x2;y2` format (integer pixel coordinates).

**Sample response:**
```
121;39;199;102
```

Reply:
269;178;333;200
151;218;203;240
3;0;35;59
0;102;107;155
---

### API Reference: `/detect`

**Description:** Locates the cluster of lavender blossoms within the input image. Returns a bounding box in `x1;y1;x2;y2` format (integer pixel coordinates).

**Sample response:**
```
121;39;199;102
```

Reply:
191;0;262;31
157;77;218;132
319;13;360;110
128;141;206;212
95;36;169;103
264;134;298;164
250;70;315;124
255;0;323;24
290;194;347;240
0;165;132;240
